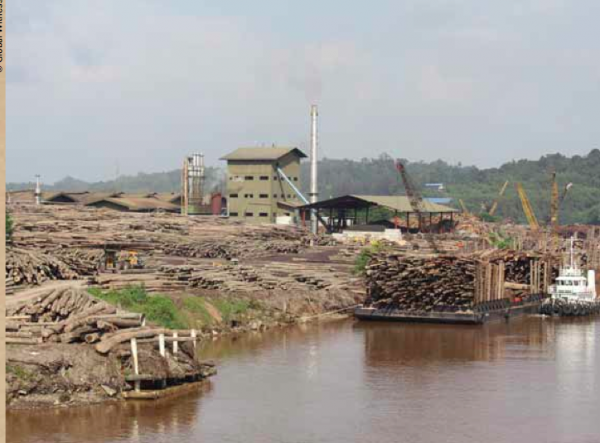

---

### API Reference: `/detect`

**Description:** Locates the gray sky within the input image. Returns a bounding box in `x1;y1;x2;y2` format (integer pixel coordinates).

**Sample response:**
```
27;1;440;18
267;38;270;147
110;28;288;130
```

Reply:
8;0;600;183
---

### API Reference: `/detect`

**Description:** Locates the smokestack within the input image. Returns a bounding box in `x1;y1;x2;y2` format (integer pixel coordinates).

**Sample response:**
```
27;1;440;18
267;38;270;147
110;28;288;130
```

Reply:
309;105;318;234
199;153;205;185
34;175;41;205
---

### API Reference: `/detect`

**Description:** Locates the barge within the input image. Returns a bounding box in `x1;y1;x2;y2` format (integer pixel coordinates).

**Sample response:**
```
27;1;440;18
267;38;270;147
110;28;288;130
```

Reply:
355;295;546;325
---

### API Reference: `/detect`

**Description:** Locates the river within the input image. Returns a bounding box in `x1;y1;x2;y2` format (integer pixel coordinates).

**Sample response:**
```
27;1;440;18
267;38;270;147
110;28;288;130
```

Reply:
7;316;600;443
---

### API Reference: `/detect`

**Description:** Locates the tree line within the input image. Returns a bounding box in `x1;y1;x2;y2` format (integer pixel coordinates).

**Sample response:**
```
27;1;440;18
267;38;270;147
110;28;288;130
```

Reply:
8;150;600;225
299;150;600;225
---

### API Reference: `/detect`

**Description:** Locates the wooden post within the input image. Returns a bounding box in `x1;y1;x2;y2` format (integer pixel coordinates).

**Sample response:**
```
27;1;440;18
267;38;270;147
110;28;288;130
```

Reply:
159;333;165;357
191;329;197;350
329;208;333;231
500;261;505;300
131;338;140;392
529;260;536;294
486;263;492;302
173;332;178;355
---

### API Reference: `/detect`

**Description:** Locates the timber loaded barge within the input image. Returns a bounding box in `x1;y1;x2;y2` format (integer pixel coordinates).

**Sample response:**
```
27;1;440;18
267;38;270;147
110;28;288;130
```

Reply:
358;250;554;325
355;294;546;325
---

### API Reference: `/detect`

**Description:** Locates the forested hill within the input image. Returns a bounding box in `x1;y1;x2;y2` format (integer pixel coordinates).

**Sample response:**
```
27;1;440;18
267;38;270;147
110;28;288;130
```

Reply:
7;167;225;195
300;150;600;225
8;150;600;224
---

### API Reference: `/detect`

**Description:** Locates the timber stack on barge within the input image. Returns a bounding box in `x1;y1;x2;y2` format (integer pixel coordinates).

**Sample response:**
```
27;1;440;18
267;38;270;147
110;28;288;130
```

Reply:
356;250;556;324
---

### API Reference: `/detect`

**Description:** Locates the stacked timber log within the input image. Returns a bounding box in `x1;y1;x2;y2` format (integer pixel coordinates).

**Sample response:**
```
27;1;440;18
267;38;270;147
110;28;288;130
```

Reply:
161;238;303;260
6;248;80;286
94;261;366;297
6;286;146;345
365;250;553;313
52;248;105;275
365;255;478;312
6;204;325;293
8;204;312;261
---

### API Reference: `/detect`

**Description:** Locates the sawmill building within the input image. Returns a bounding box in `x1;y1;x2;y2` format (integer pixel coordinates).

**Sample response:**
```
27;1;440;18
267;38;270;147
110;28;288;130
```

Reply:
220;147;307;223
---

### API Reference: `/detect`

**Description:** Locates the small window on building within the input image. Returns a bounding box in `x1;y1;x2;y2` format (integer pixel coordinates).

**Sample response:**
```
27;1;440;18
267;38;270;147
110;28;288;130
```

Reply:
259;212;269;217
293;177;298;181
245;176;254;181
259;194;269;199
273;194;278;198
281;194;285;198
287;194;292;198
285;212;290;216
260;176;269;181
273;176;278;180
230;193;238;198
245;212;253;217
244;194;254;199
229;212;239;217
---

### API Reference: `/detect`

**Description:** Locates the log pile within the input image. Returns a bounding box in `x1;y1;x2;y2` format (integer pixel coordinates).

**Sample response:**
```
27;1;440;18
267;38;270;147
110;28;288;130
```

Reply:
94;261;366;297
6;248;80;287
8;204;313;261
6;204;325;293
52;248;105;275
161;238;303;260
6;286;147;346
365;250;553;313
365;255;478;312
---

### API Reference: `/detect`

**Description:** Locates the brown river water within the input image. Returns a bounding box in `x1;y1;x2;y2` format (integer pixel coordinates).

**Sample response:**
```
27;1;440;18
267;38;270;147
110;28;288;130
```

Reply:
7;316;600;443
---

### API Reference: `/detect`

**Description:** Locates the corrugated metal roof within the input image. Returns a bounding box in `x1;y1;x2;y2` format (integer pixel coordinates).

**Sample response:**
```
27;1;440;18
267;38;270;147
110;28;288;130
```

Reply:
300;195;458;213
425;197;454;205
220;147;307;161
87;197;179;212
153;193;182;203
77;193;120;204
352;195;457;213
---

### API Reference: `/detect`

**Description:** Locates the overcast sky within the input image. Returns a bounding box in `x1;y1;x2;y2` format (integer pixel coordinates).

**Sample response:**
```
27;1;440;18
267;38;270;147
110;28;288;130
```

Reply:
8;0;600;183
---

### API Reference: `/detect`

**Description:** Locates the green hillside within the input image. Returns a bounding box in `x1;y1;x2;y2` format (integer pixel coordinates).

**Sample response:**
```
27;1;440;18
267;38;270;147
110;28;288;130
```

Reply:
8;150;599;225
300;150;600;225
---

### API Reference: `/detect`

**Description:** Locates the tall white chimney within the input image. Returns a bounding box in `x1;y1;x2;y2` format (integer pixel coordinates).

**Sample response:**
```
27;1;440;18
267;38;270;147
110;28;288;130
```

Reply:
34;175;42;205
309;105;319;234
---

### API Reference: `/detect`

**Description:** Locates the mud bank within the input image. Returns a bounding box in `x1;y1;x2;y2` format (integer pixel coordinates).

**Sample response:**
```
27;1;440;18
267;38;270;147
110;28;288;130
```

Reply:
6;286;362;411
7;340;216;410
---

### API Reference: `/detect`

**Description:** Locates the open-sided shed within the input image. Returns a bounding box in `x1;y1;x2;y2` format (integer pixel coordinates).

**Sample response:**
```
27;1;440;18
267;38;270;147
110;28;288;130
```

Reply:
299;194;459;233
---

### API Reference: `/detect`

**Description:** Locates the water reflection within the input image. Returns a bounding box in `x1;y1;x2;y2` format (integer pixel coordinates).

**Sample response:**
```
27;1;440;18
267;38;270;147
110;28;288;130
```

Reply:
8;317;600;443
7;383;211;443
358;317;556;366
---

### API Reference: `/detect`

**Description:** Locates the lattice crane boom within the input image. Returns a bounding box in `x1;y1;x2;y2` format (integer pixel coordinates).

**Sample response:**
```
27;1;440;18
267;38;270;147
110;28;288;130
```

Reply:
395;160;440;253
516;183;539;230
489;180;509;216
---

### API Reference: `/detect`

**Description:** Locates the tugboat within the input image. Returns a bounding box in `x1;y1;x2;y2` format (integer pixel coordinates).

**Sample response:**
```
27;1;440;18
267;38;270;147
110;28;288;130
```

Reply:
541;237;599;316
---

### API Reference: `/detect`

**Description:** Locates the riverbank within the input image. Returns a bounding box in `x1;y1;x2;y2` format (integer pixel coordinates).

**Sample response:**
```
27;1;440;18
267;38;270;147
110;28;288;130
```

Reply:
6;204;365;410
6;282;362;410
10;316;600;443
